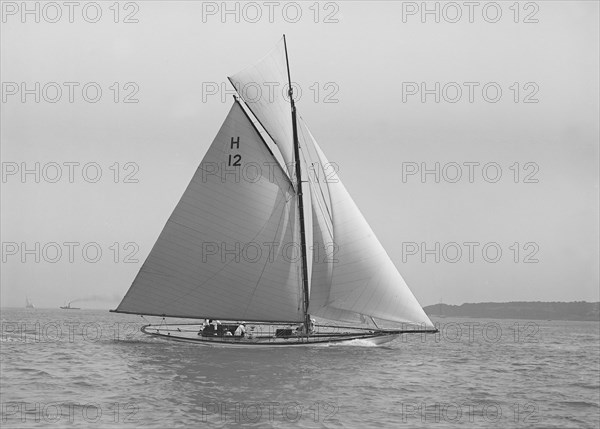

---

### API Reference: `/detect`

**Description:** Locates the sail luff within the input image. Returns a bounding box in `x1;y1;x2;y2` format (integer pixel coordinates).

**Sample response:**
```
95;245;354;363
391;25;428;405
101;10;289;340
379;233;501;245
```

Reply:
226;77;286;169
232;95;293;187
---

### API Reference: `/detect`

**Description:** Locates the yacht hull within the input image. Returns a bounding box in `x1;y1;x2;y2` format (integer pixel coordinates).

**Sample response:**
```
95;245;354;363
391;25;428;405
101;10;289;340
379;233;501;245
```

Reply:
140;323;435;348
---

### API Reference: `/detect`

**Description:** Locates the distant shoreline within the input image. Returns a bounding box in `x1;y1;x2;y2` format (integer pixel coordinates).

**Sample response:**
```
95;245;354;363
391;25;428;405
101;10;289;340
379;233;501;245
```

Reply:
3;301;600;322
424;301;600;322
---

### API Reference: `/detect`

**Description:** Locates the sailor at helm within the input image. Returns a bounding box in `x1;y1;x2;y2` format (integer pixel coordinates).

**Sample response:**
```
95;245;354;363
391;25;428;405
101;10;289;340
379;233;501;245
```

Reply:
234;322;246;337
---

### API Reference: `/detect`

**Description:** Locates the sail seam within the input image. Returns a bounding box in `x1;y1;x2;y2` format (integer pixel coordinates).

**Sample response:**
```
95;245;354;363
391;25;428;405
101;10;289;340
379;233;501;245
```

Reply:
157;192;292;314
298;117;334;223
299;144;334;239
242;191;295;316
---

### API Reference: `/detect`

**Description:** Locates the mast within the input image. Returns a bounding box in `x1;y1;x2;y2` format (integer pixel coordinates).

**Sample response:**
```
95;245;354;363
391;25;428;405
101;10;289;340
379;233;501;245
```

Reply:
283;35;311;332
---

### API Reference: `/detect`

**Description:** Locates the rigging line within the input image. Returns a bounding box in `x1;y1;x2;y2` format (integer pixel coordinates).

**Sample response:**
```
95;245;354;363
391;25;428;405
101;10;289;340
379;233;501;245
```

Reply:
300;160;334;239
242;189;295;316
233;96;294;189
141;314;152;326
157;187;293;312
295;126;336;307
300;117;335;206
297;128;334;238
296;118;333;222
306;178;334;240
295;250;303;313
229;79;295;185
299;147;332;221
370;316;381;330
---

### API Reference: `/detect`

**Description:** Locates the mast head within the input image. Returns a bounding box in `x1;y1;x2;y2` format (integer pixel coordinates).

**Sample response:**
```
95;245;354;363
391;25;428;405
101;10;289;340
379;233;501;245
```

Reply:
282;34;294;103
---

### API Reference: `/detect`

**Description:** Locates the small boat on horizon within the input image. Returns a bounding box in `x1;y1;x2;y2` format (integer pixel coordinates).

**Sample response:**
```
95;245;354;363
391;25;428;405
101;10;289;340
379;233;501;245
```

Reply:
25;297;34;309
60;302;80;310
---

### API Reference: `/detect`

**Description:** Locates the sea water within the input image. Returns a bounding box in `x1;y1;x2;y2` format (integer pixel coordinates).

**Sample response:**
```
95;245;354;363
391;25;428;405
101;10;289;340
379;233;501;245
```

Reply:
1;308;598;428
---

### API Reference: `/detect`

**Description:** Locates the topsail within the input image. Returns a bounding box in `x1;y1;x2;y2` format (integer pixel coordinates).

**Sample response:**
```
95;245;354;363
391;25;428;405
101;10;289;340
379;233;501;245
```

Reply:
229;38;296;177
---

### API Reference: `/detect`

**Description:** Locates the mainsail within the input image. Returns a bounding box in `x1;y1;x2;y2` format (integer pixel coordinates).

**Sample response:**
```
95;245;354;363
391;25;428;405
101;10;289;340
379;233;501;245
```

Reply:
115;101;305;322
115;37;433;330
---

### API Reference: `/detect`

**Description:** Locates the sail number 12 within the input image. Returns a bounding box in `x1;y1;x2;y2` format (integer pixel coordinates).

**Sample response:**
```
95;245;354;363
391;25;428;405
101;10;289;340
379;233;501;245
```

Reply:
228;137;241;167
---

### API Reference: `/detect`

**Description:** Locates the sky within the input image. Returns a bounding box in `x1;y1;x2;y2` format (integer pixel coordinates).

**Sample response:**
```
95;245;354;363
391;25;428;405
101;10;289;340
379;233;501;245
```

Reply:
1;1;598;309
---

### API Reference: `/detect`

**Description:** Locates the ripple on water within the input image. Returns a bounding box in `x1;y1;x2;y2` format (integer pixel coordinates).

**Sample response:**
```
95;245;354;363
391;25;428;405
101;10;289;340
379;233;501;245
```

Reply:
1;311;599;428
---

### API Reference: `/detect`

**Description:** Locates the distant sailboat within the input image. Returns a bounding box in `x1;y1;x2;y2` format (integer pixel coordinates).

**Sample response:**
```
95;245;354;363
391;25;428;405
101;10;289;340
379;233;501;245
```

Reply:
112;36;437;346
60;301;80;310
25;297;34;309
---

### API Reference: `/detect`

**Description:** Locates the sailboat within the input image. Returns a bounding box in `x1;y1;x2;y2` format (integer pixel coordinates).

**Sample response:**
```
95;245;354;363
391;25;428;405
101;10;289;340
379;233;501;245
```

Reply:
60;301;80;310
111;36;437;346
25;297;34;309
